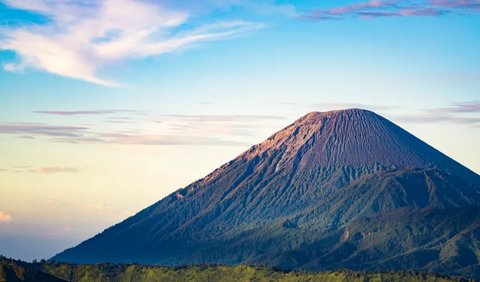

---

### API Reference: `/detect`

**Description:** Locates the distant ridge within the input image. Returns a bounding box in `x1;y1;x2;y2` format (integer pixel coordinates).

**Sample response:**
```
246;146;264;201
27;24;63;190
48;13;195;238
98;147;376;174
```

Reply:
53;109;480;280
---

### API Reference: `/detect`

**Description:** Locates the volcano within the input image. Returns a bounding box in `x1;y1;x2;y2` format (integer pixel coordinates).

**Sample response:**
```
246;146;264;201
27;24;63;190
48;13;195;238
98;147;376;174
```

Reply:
53;109;480;279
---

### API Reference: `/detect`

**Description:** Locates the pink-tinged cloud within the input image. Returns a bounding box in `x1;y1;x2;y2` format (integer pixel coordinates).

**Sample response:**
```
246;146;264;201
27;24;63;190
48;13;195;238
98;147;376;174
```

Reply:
302;0;479;20
329;0;397;15
29;167;81;174
0;114;284;146
391;100;480;126
32;110;137;116
431;0;480;9
357;7;449;18
453;101;480;113
0;211;13;223
0;122;89;138
428;101;480;114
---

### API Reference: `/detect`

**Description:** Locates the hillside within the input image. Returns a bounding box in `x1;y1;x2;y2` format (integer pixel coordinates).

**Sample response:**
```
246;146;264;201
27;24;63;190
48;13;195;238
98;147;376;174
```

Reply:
0;257;64;282
52;109;480;279
0;257;471;282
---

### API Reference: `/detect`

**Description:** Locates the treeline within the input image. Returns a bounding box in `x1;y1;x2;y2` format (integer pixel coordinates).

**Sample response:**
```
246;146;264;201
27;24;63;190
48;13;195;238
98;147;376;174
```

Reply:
0;256;472;282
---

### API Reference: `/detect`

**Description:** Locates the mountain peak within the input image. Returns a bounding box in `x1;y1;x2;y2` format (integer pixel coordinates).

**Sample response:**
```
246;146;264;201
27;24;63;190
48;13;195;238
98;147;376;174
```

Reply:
302;107;372;116
241;109;477;183
297;108;374;123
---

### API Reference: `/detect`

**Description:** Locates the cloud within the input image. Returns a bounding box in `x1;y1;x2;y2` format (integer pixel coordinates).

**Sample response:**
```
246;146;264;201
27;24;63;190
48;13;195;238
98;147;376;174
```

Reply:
32;110;138;116
0;0;263;86
431;0;480;9
157;114;286;122
87;202;110;211
0;165;32;173
29;166;81;174
302;0;480;20
391;101;480;127
0;122;89;138
0;165;81;174
0;113;286;146
94;133;249;146
106;117;133;124
0;211;12;223
430;100;480;114
394;114;480;125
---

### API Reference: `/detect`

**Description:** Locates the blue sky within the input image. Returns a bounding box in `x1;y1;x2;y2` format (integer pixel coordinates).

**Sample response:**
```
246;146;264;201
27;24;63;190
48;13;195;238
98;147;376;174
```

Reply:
0;0;479;261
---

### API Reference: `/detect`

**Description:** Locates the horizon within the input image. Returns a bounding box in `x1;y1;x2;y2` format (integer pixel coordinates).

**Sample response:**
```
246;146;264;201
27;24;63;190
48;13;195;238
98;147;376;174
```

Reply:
0;0;479;262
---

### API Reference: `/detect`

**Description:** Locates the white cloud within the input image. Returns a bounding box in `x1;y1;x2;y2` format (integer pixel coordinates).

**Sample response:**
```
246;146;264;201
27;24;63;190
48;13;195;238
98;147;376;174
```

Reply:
0;211;13;223
0;0;262;86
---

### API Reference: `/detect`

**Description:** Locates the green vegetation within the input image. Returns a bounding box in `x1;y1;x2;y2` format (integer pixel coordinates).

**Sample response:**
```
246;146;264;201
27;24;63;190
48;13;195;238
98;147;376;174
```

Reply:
0;257;63;282
0;257;473;282
41;264;471;282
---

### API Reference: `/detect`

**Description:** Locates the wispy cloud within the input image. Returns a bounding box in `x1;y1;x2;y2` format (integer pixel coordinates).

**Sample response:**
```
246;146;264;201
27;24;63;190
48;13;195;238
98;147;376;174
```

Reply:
0;122;89;138
0;211;12;223
0;113;286;146
394;114;480;125
32;110;138;116
0;0;263;86
392;101;480;127
302;0;480;20
115;134;248;146
158;114;286;122
431;0;480;9
0;165;82;174
430;100;480;114
29;166;81;174
279;100;480;127
86;202;110;211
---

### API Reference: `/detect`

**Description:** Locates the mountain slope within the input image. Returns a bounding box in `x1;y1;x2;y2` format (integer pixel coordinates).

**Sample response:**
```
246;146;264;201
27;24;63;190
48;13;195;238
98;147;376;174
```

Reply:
52;109;480;279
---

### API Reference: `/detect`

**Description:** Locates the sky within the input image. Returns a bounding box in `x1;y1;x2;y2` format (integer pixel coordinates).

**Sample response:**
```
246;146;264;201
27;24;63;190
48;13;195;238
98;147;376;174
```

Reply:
0;0;479;261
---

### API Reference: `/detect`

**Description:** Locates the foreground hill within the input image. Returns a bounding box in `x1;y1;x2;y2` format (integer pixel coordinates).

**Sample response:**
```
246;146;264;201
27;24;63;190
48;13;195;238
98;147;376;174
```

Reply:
53;109;480;279
0;257;471;282
0;257;64;282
